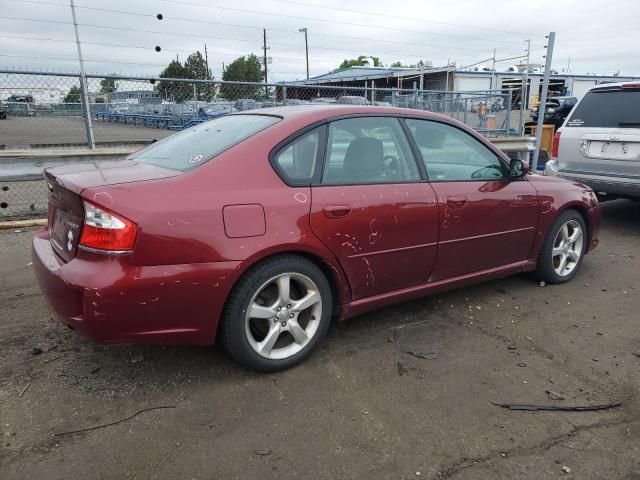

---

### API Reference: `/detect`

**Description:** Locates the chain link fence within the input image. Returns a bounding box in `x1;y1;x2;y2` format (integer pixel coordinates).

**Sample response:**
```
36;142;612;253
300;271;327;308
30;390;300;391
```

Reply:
1;70;522;219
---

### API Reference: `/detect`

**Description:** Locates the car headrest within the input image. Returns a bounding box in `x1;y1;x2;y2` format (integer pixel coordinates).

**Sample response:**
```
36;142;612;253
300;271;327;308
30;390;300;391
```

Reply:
343;137;384;177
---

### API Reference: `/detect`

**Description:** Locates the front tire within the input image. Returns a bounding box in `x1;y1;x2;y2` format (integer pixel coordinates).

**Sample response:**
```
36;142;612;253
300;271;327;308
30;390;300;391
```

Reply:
536;210;587;284
220;255;332;372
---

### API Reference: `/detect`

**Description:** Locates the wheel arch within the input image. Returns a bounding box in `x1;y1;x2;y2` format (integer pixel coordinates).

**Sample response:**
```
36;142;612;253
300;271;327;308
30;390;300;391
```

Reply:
557;202;592;249
217;247;352;338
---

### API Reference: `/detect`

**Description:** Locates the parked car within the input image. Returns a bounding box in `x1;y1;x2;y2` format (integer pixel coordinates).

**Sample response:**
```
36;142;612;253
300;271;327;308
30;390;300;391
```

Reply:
0;101;6;119
531;96;577;130
337;95;368;105
198;103;233;119
382;94;417;109
311;98;337;104
545;82;640;199
283;99;310;106
33;106;600;371
233;99;258;111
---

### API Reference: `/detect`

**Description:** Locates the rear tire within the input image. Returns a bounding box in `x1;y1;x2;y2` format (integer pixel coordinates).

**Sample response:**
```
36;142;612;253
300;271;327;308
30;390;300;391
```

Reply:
220;255;332;372
536;210;587;284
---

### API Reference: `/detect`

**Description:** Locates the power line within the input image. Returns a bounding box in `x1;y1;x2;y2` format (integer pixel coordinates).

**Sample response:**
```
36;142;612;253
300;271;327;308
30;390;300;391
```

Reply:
268;0;538;37
9;0;537;38
3;0;527;56
0;53;304;75
0;34;338;64
0;16;494;62
156;0;528;45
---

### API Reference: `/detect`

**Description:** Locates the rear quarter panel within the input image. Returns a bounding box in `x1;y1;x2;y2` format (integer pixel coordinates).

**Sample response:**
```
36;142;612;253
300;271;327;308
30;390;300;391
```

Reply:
81;118;353;306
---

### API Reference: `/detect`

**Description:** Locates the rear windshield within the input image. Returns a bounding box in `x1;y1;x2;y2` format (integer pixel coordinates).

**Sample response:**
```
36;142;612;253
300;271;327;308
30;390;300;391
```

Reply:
130;114;280;171
566;89;640;128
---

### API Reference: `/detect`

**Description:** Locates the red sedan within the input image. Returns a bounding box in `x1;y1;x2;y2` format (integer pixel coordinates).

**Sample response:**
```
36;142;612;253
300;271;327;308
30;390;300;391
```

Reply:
33;106;601;371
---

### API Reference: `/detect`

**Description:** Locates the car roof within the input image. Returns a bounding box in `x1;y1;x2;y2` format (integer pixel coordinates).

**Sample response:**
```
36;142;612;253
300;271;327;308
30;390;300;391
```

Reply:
233;105;444;124
590;81;640;91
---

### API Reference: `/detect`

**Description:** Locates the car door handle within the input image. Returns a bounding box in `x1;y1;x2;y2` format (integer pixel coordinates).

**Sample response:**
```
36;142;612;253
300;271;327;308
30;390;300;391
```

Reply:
323;204;352;219
446;195;467;208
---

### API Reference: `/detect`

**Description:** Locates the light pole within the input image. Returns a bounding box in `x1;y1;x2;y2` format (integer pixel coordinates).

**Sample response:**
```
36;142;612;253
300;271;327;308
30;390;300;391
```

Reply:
299;27;309;80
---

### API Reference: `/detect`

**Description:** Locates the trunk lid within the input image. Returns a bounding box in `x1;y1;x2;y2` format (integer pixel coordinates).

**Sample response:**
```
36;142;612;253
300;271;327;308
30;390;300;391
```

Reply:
47;159;179;194
44;160;179;262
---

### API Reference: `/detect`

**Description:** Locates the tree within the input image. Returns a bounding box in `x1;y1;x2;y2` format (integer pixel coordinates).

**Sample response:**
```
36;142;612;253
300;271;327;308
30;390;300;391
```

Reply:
99;76;117;95
156;59;192;102
220;54;265;100
184;51;215;101
390;59;428;68
337;56;382;70
64;85;81;103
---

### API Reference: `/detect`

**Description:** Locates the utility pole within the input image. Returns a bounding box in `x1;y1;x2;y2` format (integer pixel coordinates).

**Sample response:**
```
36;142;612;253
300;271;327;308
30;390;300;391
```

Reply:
299;27;309;79
445;58;450;91
69;0;95;149
518;39;531;135
490;48;496;90
532;32;556;172
263;29;268;96
204;44;209;78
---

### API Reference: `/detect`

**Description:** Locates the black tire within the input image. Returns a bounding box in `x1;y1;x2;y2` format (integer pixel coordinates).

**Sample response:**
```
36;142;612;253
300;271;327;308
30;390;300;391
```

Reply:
220;255;333;372
536;209;587;284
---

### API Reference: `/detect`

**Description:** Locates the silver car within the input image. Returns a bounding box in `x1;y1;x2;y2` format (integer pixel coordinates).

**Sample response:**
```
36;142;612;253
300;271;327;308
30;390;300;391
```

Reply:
545;82;640;199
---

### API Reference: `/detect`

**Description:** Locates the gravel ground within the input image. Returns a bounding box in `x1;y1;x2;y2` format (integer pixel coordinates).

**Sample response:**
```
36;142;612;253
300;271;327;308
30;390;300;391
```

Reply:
1;200;639;480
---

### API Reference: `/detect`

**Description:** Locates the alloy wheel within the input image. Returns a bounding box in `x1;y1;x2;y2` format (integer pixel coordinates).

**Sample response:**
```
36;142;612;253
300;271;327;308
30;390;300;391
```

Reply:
552;219;584;277
244;272;323;360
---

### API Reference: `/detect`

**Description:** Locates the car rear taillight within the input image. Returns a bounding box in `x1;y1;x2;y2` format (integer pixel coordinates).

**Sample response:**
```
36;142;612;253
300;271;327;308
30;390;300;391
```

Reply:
79;200;138;252
622;83;640;89
552;131;561;158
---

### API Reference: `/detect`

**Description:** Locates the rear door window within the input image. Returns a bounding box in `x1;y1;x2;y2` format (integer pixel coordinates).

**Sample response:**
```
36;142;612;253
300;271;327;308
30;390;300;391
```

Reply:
130;114;279;171
322;117;420;185
566;88;640;128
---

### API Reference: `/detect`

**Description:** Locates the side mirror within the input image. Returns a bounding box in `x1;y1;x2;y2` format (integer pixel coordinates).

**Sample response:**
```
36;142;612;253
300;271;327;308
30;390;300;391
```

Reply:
509;159;529;178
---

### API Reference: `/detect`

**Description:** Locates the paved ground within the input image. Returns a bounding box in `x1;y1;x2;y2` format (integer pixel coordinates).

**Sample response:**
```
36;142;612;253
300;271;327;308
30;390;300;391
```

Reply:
1;200;639;480
0;116;172;149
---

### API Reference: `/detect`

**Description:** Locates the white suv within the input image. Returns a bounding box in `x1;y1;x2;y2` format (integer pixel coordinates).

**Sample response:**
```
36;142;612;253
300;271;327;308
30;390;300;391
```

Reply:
545;82;640;199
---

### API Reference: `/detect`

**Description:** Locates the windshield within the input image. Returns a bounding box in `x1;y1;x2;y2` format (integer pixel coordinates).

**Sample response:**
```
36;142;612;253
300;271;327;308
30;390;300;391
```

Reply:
130;114;280;171
566;89;640;128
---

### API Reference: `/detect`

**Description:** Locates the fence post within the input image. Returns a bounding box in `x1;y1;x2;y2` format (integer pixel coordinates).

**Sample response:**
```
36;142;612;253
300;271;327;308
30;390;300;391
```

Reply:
78;76;95;148
532;31;556;171
192;83;197;113
505;92;512;136
282;85;287;105
463;99;468;125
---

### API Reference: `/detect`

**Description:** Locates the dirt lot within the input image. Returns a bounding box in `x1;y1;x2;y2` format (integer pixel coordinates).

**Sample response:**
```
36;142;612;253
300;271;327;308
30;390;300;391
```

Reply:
1;200;639;480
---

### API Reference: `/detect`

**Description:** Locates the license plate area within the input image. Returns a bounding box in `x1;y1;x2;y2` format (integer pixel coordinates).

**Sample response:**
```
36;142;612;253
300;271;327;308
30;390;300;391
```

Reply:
51;208;81;259
587;141;640;160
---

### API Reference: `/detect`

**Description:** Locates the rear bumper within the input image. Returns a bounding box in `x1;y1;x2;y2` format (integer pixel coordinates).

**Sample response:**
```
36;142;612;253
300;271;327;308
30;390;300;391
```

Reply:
32;227;241;345
546;163;640;198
